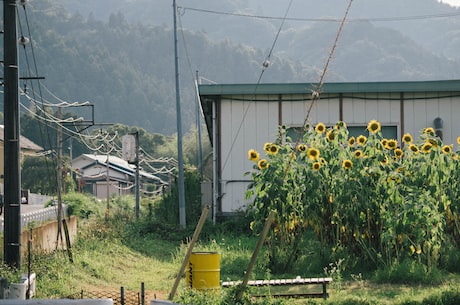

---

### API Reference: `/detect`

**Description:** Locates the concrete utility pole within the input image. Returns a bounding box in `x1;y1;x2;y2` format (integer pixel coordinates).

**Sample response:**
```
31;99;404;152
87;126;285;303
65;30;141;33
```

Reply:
173;0;186;228
3;0;22;267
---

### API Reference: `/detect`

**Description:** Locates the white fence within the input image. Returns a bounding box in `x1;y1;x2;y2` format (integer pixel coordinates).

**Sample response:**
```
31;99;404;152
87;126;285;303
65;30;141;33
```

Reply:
0;205;66;233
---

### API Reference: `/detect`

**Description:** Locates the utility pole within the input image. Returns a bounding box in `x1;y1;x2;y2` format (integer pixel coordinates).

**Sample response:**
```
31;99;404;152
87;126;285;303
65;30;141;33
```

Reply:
134;132;140;219
56;107;63;247
3;0;21;268
195;71;203;177
173;0;186;228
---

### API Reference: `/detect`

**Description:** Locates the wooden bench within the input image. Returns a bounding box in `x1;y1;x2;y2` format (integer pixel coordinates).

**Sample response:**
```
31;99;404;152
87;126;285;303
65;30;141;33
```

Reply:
221;277;332;299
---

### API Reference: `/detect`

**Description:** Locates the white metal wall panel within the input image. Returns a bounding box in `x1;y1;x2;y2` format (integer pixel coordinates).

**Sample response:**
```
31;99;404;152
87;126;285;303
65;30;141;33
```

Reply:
281;96;339;126
218;91;460;213
220;97;279;213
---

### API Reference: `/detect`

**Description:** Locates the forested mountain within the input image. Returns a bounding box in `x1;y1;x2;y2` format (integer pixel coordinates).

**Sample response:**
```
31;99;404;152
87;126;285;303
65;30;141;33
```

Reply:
3;0;460;135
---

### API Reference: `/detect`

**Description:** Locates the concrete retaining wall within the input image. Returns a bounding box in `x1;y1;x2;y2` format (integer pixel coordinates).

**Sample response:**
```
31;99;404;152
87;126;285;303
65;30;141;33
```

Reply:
21;216;77;254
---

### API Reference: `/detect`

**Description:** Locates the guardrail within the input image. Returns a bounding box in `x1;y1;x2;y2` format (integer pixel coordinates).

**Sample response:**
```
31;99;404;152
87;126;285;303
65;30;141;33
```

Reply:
0;205;66;233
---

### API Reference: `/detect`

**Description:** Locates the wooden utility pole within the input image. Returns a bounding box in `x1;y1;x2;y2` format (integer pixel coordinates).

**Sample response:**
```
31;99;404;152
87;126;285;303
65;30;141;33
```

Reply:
3;0;22;268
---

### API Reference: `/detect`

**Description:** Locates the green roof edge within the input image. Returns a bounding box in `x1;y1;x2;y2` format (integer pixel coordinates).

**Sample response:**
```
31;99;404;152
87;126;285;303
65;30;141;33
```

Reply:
198;80;460;95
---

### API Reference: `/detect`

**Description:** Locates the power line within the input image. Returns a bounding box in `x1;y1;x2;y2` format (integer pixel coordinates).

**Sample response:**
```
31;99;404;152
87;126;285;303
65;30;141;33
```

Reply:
180;6;460;23
220;0;294;173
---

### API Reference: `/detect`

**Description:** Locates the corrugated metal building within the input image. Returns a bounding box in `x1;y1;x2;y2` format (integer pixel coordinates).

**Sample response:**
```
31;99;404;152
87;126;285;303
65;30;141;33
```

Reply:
199;80;460;219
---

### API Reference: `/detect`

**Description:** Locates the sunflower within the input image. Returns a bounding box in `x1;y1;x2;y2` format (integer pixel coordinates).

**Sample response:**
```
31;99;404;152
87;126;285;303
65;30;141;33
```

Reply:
402;133;413;144
380;155;389;166
248;149;259;162
354;150;363;158
315;123;326;134
326;129;335;142
409;144;419;154
427;138;438;147
342;159;353;169
348;136;356;146
457;136;460;146
423;127;435;136
258;159;269;170
267;144;279;155
264;142;272;152
387;139;398;150
319;157;327;165
307;148;320;160
335;121;347;130
381;139;388;148
312;162;321;171
442;145;453;154
421;142;432;153
394;148;403;158
297;144;307;152
367;119;381;134
357;135;367;146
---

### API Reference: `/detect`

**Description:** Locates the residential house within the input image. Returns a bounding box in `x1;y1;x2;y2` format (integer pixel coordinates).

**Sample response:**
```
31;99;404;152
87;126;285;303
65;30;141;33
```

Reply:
71;154;166;199
198;80;460;220
0;125;43;195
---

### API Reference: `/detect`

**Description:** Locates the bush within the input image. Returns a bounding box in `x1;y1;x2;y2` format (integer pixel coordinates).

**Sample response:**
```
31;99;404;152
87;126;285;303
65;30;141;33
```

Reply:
61;192;104;219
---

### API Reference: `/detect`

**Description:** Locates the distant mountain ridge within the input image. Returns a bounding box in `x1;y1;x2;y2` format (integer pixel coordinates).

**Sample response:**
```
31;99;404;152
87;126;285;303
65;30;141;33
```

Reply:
8;0;460;136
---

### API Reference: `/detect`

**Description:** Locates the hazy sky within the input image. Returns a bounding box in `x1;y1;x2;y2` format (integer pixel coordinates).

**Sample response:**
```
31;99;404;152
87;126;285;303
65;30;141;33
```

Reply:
440;0;460;6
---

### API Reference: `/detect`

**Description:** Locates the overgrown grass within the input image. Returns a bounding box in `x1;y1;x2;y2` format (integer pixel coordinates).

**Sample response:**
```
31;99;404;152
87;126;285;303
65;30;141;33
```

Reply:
2;193;460;304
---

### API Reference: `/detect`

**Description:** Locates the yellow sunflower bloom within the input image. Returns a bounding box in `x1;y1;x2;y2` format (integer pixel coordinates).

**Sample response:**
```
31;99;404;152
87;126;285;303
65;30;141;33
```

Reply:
258;159;269;170
380;155;389;166
297;144;307;152
421;142;432;153
326;129;335;142
402;133;413;144
367;119;381;134
348;136;356;146
267;144;279;155
442;145;453;154
394;148;403;158
248;149;259;162
342;159;353;169
423;127;435;136
315;123;326;134
335;121;347;130
387;139;397;150
354;150;363;158
312;162;321;171
457;136;460;145
409;144;419;154
381;139;388;148
307;148;320;160
357;135;367;146
264;142;272;152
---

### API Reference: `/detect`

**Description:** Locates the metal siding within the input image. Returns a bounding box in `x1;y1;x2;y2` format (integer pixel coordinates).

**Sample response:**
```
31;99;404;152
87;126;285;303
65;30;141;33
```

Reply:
451;98;460;150
214;88;460;214
220;97;280;213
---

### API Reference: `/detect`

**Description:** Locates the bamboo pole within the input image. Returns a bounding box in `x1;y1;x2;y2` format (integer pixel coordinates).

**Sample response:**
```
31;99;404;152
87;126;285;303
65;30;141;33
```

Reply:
236;210;275;302
169;206;209;300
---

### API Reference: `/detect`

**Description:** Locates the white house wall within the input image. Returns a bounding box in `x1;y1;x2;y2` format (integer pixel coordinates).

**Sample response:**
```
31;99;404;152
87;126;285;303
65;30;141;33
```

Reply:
217;91;460;214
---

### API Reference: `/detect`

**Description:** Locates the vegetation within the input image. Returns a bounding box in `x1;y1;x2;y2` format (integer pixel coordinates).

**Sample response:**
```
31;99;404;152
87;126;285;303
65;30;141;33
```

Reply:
246;120;460;280
2;189;460;304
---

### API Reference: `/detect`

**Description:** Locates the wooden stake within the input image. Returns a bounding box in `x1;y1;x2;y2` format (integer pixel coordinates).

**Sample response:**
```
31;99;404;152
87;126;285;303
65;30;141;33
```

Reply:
236;210;275;302
168;206;209;300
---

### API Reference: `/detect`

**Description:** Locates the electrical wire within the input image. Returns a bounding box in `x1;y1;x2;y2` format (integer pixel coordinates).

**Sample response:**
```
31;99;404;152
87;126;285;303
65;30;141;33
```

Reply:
180;6;460;23
220;0;294;173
